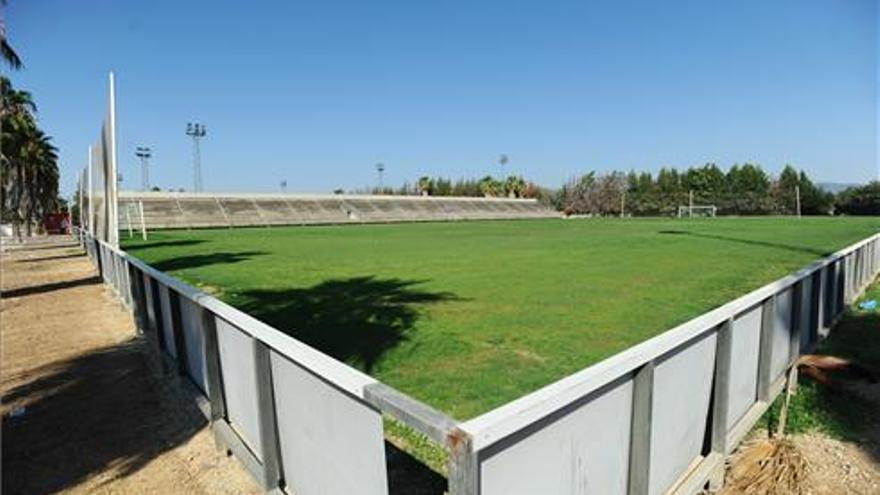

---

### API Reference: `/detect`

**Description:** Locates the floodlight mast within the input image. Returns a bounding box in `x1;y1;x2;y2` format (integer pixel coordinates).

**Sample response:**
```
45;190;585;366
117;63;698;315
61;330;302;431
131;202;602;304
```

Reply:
186;122;207;192
135;146;152;191
376;162;385;189
498;154;509;177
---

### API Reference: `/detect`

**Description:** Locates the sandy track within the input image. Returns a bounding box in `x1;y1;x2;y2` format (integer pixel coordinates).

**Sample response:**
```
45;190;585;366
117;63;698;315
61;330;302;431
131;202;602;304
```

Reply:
1;237;260;494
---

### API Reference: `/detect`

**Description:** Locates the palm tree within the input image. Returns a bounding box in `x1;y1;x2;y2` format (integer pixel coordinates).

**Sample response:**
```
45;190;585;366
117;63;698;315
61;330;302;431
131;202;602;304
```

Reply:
417;176;433;196
504;176;526;198
1;1;22;70
1;77;59;238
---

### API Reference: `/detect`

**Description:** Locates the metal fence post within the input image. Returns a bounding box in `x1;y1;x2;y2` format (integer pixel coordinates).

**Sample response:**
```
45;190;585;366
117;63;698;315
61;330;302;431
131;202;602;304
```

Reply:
200;308;227;423
756;296;776;401
253;340;282;491
169;291;190;376
448;428;479;495
789;281;803;364
708;318;733;490
150;278;167;352
627;360;655;495
128;265;148;332
810;271;822;346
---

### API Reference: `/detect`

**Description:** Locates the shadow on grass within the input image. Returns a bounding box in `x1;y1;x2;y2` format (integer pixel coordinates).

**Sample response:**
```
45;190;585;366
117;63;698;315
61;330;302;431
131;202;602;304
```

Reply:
762;306;880;463
150;251;266;272
658;230;831;257
1;339;206;494
123;239;206;251
235;276;460;373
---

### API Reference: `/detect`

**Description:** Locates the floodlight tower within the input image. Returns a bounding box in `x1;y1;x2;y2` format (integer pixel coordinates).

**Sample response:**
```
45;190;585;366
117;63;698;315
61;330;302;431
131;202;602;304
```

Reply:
135;146;152;191
498;154;509;177
376;162;385;189
186;122;207;192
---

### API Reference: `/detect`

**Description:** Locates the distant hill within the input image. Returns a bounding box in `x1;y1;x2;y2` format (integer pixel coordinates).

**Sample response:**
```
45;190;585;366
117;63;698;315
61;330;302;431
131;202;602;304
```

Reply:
817;182;859;194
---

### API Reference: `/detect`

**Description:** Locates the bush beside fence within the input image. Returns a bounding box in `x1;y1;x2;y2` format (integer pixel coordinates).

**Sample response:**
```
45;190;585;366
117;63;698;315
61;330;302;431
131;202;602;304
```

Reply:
77;227;879;495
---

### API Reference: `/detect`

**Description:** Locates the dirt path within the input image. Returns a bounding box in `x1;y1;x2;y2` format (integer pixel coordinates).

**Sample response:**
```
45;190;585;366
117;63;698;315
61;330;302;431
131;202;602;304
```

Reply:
1;237;260;495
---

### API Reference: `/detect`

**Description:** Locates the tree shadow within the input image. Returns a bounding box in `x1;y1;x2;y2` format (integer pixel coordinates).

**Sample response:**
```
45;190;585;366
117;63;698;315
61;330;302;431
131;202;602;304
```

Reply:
123;239;206;251
20;253;85;263
2;339;207;494
657;230;831;257
235;276;461;373
1;242;80;252
1;275;103;299
150;251;266;272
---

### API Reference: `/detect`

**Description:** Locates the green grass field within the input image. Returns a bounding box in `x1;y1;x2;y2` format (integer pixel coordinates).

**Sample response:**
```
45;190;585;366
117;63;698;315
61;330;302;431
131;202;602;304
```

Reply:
122;217;879;419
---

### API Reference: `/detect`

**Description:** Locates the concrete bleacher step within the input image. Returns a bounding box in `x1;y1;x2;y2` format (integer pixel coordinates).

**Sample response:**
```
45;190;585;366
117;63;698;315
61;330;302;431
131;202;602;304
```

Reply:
119;193;558;230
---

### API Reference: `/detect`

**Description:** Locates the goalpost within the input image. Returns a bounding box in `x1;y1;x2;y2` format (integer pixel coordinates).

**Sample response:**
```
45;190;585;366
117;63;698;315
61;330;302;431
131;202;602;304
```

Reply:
677;190;717;218
677;205;717;218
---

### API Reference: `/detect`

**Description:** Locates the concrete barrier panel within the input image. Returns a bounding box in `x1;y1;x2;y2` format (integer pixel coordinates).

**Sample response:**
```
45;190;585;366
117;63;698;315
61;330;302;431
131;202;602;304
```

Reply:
271;352;388;495
158;285;177;358
479;377;633;495
179;297;208;393
216;318;263;456
770;288;793;381
727;305;762;427
798;276;813;351
649;331;717;495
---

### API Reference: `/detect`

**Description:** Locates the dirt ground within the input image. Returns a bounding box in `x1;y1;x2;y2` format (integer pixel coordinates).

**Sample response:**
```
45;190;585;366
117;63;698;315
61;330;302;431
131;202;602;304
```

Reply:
790;379;880;494
723;348;880;493
1;236;260;494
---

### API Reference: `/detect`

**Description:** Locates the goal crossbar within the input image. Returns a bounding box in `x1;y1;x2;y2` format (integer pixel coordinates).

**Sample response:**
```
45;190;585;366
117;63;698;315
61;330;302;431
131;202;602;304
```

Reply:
677;205;717;218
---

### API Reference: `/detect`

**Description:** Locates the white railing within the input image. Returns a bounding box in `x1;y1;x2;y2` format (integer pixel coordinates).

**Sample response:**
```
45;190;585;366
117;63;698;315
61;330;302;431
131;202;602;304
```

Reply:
77;227;458;494
449;232;880;495
75;227;880;495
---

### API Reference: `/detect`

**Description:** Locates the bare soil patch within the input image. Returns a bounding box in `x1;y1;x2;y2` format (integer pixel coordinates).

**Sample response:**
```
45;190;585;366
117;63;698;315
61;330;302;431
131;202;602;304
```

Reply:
1;236;260;494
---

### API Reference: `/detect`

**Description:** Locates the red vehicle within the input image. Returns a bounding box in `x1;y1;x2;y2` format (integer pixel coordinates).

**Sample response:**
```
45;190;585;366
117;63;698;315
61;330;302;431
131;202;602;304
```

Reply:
44;212;71;234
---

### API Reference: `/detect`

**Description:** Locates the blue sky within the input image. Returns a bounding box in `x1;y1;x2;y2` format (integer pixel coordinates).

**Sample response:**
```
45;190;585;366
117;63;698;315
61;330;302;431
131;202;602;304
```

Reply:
6;0;878;196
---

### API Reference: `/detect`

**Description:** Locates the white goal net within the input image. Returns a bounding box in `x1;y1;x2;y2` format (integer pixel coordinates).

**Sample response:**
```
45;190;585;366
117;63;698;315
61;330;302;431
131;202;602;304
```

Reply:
677;205;717;218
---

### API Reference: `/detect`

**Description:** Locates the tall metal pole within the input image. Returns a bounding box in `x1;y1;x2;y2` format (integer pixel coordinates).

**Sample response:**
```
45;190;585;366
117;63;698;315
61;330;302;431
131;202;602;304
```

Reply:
795;185;801;218
136;146;151;191
186;122;206;192
193;135;201;192
376;162;385;190
498;154;509;178
87;146;94;235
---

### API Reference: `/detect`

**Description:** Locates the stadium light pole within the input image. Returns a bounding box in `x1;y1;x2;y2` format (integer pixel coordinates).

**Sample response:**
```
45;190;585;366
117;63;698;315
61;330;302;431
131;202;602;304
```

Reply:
376;162;385;189
498;154;509;178
135;146;152;191
186;122;207;192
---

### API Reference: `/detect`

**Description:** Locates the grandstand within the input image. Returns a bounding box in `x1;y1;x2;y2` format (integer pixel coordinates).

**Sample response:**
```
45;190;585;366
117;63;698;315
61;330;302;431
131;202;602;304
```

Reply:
118;191;558;230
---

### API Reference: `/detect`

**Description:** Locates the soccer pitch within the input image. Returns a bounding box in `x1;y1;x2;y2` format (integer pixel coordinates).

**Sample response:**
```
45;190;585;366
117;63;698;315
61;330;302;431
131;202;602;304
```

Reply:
122;217;879;419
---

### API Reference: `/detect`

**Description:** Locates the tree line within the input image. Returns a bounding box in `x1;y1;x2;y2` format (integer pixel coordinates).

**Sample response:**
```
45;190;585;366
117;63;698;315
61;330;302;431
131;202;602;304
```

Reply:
836;182;880;216
354;175;540;199
1;27;62;237
354;163;880;216
552;163;835;216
